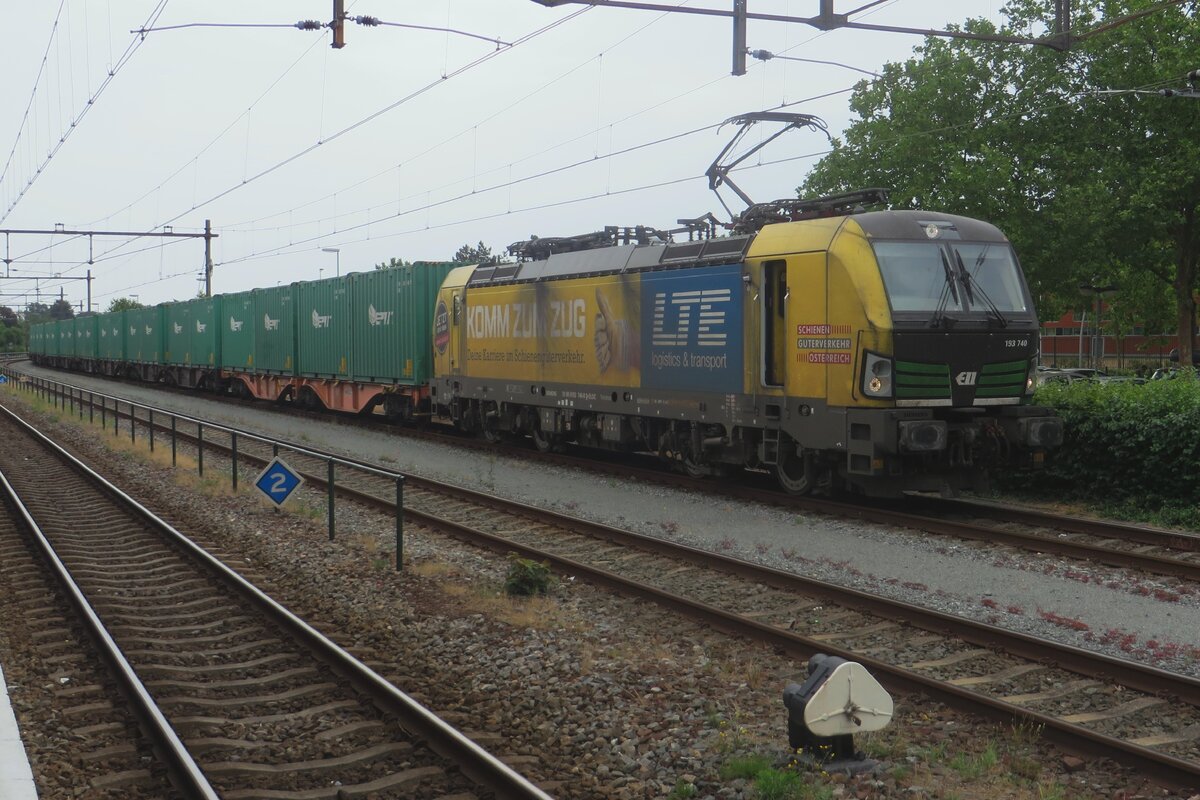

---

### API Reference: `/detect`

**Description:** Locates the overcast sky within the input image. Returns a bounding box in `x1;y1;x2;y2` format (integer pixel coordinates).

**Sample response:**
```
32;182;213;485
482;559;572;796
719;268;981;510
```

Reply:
0;0;1012;311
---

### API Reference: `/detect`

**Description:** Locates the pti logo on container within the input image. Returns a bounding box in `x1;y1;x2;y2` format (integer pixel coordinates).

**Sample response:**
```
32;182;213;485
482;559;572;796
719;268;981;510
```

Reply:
433;299;450;354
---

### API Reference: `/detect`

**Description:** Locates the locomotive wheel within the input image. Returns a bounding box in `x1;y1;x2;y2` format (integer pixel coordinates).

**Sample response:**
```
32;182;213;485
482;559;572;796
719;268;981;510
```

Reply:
531;426;556;453
776;445;814;495
483;424;503;444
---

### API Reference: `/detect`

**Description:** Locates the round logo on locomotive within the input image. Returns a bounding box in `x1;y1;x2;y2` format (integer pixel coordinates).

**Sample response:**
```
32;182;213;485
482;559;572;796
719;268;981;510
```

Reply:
433;299;450;354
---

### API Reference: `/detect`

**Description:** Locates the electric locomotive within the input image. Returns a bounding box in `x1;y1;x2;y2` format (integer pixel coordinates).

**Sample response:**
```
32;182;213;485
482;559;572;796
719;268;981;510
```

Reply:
431;189;1062;497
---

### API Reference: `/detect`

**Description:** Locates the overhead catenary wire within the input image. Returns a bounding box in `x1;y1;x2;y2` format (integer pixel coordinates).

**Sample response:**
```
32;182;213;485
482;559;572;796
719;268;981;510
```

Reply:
0;0;172;225
0;0;69;203
65;7;594;273
131;16;512;48
205;68;1190;275
31;4;1186;305
220;0;712;233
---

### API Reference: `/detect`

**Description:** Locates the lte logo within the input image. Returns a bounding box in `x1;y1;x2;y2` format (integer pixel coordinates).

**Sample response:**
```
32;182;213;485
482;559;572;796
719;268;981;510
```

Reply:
651;288;732;347
173;323;183;334
196;320;207;333
263;314;280;331
229;317;244;332
311;309;333;329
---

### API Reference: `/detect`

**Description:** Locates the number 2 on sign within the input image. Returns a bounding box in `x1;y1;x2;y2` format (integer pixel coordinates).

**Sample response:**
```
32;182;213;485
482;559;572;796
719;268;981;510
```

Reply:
270;473;288;494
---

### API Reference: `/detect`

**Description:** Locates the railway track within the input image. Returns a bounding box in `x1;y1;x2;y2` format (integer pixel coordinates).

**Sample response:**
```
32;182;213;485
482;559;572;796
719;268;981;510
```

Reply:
9;372;1200;789
0;402;553;800
14;362;1200;588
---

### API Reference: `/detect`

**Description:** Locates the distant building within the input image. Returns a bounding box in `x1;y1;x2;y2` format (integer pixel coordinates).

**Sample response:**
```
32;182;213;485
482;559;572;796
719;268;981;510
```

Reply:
1040;309;1185;370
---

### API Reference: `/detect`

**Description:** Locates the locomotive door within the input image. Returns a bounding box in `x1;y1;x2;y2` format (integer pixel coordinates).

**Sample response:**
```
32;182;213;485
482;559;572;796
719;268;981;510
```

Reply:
449;290;463;375
784;252;828;401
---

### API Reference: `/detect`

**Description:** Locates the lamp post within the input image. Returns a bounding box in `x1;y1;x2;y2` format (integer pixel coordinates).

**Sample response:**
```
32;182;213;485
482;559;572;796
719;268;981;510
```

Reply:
747;49;881;78
1079;281;1117;371
321;247;341;278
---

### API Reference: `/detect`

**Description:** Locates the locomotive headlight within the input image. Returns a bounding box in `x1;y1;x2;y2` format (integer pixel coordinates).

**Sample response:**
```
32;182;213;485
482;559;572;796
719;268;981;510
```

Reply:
862;352;893;398
1025;361;1038;395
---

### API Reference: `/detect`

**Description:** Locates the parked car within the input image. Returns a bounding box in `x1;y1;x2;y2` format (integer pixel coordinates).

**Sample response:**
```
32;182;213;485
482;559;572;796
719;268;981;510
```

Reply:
1168;348;1200;365
1035;367;1107;386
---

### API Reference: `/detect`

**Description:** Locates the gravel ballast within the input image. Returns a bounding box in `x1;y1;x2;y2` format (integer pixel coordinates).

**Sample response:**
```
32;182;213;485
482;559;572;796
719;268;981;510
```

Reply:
18;365;1200;674
3;370;1199;798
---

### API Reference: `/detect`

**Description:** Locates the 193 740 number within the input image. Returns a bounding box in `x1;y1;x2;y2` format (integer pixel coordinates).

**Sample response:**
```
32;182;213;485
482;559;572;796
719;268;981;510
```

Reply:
1005;338;1030;348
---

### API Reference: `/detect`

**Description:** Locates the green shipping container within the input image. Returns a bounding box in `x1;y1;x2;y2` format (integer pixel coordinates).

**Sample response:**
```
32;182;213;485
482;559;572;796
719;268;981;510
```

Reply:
295;277;351;379
127;305;165;364
44;321;60;357
164;301;192;365
254;285;295;375
29;322;43;356
97;311;126;361
221;291;255;371
350;262;456;384
186;297;220;367
162;298;219;367
58;319;73;357
73;315;98;359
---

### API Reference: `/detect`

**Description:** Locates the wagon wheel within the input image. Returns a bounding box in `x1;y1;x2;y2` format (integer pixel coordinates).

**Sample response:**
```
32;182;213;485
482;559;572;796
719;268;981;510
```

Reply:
531;425;557;453
483;423;504;444
776;440;814;495
682;455;707;479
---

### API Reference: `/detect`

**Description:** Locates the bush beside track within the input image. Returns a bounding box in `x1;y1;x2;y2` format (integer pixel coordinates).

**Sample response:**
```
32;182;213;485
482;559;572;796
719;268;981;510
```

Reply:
1002;374;1200;527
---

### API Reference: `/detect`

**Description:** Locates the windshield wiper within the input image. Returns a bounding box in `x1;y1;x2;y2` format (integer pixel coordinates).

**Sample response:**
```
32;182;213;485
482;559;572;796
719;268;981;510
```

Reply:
954;249;1008;328
928;249;960;329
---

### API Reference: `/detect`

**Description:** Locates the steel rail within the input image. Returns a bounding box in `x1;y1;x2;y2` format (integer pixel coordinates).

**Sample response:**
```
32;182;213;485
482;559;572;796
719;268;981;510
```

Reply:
12;366;1200;580
266;461;1200;790
921;495;1200;553
0;402;555;800
13;368;1200;698
10;368;1200;788
0;460;220;799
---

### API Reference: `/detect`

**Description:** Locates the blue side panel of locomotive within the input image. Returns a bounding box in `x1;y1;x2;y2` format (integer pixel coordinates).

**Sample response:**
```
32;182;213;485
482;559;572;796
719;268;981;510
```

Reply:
640;263;744;393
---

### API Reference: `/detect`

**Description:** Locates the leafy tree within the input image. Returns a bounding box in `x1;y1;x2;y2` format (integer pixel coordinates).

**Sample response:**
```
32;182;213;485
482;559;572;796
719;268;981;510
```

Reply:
49;299;75;320
374;257;412;271
453;241;493;264
799;0;1200;363
24;302;50;324
0;306;17;327
107;297;144;312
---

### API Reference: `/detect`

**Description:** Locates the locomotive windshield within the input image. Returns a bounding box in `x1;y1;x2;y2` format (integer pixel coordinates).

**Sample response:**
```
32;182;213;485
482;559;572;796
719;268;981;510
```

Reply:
874;241;1028;314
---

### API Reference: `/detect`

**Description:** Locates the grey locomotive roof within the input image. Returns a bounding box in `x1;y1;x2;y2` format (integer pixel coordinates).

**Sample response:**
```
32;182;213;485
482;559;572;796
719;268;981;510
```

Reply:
466;209;1008;287
467;234;755;286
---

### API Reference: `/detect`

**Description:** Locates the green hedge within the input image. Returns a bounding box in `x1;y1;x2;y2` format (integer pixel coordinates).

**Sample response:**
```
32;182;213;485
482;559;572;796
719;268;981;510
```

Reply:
1013;377;1200;515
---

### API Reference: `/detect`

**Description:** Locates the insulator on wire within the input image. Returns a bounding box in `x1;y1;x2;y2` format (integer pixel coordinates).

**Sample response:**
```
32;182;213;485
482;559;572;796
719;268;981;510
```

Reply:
354;16;380;26
295;20;323;30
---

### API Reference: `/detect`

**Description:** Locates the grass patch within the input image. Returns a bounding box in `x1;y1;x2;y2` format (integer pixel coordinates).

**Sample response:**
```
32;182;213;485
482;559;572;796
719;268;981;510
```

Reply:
666;779;696;799
949;741;1000;780
719;753;772;780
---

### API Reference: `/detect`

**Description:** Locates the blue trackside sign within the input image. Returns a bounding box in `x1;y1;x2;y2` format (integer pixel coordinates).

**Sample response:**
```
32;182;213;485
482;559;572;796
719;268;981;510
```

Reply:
641;263;744;393
253;456;304;509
